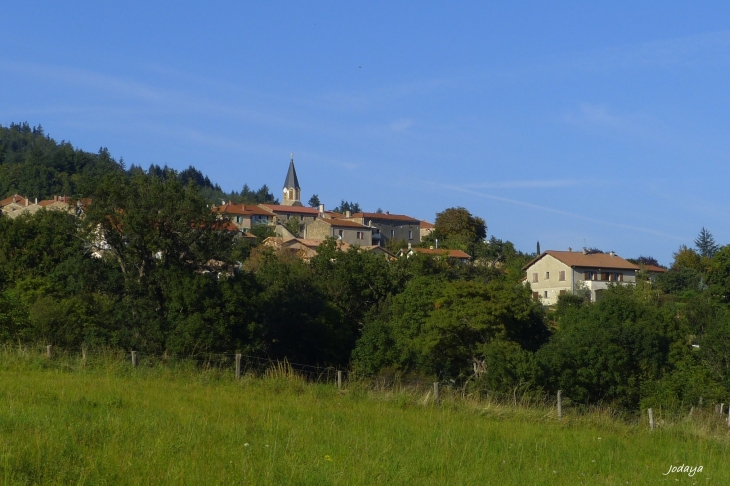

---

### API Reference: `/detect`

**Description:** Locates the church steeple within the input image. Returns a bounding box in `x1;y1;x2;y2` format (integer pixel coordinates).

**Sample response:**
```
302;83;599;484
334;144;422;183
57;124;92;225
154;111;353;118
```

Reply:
282;153;302;206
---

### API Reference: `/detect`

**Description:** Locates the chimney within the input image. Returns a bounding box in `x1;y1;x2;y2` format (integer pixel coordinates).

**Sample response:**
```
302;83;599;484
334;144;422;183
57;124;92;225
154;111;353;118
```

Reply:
568;247;572;252
435;239;439;249
582;247;587;255
25;197;29;206
386;211;390;215
318;204;325;214
54;195;58;201
34;197;38;204
408;243;412;250
345;210;351;218
609;251;615;257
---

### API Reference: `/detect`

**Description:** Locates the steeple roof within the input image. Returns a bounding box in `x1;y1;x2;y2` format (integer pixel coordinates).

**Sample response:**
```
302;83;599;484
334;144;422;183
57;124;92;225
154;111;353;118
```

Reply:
283;156;300;189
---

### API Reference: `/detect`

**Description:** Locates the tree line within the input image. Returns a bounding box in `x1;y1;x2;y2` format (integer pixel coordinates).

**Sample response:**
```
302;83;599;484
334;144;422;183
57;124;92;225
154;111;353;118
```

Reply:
2;123;730;413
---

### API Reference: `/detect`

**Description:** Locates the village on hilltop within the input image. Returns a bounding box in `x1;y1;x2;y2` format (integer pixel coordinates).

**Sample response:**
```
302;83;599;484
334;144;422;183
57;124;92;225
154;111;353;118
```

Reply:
0;156;666;305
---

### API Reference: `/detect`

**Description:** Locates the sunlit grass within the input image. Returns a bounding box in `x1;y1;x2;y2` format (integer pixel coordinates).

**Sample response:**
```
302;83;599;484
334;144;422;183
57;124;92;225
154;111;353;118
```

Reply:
0;347;728;485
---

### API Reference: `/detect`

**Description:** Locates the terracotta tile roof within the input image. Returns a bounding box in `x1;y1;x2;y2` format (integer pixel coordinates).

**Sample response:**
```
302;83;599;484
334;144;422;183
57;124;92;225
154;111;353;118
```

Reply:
642;264;666;273
216;220;242;231
316;218;370;229
351;212;419;223
420;220;435;229
523;250;639;271
260;204;320;215
214;203;271;216
409;247;471;259
271;237;351;251
38;196;73;207
0;194;30;207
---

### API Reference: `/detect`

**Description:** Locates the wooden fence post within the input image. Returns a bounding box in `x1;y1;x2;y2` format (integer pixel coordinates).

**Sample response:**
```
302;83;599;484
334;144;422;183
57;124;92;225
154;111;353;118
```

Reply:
81;347;87;363
721;403;725;415
46;345;53;359
131;351;138;367
648;408;655;431
557;390;562;420
727;404;730;427
433;382;440;405
235;354;242;380
337;370;343;390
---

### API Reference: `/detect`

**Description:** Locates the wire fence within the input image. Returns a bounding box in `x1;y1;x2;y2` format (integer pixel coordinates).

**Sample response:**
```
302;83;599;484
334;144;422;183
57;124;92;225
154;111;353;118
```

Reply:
7;343;730;432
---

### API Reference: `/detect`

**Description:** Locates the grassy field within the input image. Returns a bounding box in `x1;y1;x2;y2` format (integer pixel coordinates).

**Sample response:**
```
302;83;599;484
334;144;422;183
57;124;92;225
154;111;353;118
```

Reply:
0;350;728;485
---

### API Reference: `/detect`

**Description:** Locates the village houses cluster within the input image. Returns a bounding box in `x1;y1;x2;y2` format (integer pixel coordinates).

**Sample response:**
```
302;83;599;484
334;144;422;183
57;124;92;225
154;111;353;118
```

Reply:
0;157;664;305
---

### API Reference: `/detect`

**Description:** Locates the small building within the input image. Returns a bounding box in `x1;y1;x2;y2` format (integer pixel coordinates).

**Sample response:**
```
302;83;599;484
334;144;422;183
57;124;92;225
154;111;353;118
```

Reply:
347;212;420;247
420;220;435;240
522;249;639;305
397;246;471;264
304;217;373;246
214;203;271;230
259;204;321;235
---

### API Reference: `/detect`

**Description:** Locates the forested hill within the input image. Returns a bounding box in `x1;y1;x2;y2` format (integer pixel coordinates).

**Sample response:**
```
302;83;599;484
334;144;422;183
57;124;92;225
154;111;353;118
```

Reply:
0;122;123;199
0;122;277;204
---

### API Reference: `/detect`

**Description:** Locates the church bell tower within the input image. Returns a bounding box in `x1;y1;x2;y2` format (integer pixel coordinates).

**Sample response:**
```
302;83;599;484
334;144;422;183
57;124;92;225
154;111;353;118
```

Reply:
282;154;302;206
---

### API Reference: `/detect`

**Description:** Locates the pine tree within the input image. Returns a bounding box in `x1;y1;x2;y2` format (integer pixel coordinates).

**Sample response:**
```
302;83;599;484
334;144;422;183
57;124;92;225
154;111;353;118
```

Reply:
694;227;719;258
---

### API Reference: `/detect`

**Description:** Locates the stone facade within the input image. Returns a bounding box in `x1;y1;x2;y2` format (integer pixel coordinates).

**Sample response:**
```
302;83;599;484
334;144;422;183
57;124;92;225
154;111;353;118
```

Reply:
304;217;372;246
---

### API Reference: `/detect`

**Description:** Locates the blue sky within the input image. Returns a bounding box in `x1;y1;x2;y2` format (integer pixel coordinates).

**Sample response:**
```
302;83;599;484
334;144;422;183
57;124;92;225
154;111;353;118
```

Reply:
2;2;729;265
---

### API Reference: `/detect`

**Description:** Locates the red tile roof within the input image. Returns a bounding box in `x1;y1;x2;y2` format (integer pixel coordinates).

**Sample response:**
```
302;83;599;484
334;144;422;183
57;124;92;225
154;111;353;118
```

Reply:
214;203;271;216
523;250;639;271
0;194;29;207
420;220;435;229
260;204;320;215
642;264;666;273
351;212;419;223
409;247;471;259
316;218;370;229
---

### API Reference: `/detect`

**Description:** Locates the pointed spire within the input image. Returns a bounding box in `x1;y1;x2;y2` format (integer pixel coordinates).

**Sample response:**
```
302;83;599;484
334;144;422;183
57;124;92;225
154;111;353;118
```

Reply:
283;154;300;189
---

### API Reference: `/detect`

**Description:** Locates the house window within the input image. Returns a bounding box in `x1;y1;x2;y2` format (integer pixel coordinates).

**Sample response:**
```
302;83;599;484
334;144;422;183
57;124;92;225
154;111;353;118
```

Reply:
236;216;242;223
338;229;343;238
601;272;609;281
559;290;566;295
532;273;538;283
584;271;595;281
544;291;548;298
357;231;363;239
390;230;395;237
618;273;623;282
559;271;565;281
375;229;380;234
408;230;413;240
545;271;550;280
532;292;539;300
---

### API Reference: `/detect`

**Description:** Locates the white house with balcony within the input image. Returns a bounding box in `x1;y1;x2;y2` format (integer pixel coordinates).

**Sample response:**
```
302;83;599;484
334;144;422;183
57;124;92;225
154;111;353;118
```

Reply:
522;249;639;305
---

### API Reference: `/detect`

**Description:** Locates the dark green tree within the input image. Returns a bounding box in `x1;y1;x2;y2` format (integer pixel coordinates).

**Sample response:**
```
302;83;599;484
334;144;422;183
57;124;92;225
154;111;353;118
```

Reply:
425;207;486;255
695;227;719;258
308;194;321;207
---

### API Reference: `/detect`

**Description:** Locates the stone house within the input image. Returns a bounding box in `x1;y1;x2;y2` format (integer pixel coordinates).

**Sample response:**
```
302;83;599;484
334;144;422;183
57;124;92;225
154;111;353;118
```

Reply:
304;217;373;246
346;212;420;247
214;203;271;230
522;249;639;305
397;245;471;263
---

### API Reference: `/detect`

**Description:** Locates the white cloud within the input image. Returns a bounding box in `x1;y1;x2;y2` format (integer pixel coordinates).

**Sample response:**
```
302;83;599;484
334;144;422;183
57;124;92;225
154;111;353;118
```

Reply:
424;180;684;241
465;179;585;189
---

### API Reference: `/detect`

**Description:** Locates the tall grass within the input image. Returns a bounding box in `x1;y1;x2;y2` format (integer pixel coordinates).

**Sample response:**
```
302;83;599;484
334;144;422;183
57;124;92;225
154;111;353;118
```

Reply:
0;346;728;485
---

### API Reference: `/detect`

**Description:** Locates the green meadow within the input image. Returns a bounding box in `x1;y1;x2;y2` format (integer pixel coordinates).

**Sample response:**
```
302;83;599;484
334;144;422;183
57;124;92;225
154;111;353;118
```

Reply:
0;350;727;485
